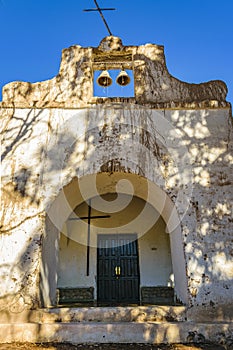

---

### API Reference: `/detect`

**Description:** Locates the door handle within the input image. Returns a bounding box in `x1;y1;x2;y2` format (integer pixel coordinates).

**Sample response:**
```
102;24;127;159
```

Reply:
115;266;121;276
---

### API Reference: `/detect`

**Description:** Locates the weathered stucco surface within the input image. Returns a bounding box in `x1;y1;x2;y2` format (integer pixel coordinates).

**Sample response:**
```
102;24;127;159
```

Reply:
0;36;229;109
0;37;233;335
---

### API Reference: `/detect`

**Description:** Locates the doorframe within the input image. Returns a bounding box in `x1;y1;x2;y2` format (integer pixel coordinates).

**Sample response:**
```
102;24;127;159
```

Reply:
97;233;140;305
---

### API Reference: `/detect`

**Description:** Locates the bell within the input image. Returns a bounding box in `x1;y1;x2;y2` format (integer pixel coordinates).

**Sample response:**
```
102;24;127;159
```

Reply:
97;70;112;87
116;70;131;86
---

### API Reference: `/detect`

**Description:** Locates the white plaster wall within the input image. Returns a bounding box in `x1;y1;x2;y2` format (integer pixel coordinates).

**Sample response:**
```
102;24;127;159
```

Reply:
138;221;173;287
0;215;43;311
1;105;232;311
165;109;233;306
58;234;96;289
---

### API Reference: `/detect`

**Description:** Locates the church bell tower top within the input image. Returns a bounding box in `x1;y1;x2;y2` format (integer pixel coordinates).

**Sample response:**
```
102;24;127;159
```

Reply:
98;36;124;52
0;37;229;109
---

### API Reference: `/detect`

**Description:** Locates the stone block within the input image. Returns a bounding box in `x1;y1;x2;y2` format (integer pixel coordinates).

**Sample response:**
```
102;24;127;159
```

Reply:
57;287;94;304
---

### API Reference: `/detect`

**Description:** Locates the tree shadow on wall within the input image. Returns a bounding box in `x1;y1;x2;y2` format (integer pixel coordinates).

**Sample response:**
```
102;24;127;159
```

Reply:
0;106;233;345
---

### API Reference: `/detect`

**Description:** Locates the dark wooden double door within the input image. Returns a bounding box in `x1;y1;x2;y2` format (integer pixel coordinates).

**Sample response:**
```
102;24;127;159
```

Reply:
97;234;140;304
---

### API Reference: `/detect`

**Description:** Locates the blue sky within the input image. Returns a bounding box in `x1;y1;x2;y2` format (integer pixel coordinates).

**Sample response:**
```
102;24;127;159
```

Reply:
0;0;232;104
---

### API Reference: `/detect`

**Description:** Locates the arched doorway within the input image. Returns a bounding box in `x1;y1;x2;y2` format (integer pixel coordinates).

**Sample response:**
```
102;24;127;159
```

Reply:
40;173;188;307
57;193;173;305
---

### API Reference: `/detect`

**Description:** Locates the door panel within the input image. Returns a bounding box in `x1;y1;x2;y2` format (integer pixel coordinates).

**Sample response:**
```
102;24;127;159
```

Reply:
97;234;140;304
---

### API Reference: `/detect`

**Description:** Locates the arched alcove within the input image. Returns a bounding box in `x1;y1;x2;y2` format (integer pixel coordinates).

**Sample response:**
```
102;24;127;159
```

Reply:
40;172;188;307
58;193;173;305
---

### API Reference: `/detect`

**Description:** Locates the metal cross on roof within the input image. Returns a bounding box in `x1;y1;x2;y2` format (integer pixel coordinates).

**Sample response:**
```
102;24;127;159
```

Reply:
83;0;115;36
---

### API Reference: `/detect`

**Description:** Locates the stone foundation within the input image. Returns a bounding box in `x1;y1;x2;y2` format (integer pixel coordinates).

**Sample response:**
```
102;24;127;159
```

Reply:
141;286;175;305
58;287;94;304
58;287;176;306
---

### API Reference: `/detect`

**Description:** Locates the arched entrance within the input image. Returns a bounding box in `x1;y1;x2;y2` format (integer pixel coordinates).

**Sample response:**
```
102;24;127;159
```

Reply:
40;173;188;307
58;193;173;305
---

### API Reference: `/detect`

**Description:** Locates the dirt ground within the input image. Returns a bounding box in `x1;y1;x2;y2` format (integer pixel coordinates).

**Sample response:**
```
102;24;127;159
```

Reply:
0;343;228;350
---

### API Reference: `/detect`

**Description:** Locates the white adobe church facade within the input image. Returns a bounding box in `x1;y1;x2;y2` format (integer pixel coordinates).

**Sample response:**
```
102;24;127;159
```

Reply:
0;36;233;343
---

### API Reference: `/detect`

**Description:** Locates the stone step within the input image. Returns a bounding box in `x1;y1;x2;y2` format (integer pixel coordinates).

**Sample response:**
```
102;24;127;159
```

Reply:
0;321;233;344
35;306;187;323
